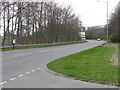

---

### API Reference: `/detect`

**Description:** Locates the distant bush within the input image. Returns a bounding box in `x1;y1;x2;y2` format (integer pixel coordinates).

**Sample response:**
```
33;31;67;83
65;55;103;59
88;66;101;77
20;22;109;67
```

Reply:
110;34;119;43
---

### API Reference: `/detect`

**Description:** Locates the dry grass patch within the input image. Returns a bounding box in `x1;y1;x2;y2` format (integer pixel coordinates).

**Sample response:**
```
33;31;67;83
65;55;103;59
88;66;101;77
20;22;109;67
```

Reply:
111;53;118;67
105;43;118;67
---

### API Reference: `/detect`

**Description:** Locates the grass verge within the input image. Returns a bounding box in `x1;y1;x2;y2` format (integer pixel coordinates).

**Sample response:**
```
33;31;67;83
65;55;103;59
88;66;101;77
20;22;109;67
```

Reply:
2;41;87;51
47;44;119;84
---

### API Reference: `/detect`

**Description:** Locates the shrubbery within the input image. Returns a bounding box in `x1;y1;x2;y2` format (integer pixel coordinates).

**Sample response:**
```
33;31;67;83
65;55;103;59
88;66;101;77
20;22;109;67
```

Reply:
110;34;119;43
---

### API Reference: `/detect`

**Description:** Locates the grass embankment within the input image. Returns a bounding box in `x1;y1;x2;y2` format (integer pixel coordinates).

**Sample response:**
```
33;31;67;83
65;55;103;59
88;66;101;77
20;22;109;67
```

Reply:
47;44;119;84
2;41;87;51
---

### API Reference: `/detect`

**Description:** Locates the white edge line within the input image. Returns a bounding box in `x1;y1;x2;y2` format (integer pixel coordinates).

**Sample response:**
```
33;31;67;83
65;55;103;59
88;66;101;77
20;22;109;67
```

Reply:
0;81;7;85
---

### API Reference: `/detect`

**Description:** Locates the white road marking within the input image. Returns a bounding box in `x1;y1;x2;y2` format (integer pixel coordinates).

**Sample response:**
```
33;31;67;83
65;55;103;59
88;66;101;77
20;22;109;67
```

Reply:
12;53;32;57
10;78;16;81
38;50;50;53
0;81;7;85
18;74;24;77
2;69;39;84
26;53;31;55
26;72;30;74
31;70;36;72
21;53;32;56
21;54;26;56
12;55;21;57
37;68;40;70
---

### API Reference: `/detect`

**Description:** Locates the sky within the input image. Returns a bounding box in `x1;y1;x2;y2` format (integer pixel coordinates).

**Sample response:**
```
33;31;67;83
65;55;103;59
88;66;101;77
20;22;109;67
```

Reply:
55;0;119;27
0;0;119;35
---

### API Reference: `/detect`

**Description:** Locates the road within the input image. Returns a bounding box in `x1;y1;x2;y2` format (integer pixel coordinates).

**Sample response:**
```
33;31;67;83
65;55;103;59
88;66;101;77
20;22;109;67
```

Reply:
1;40;118;88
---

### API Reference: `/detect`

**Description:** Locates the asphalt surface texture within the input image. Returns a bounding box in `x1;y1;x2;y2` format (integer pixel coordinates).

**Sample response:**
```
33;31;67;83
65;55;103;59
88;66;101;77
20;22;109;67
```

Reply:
1;40;118;88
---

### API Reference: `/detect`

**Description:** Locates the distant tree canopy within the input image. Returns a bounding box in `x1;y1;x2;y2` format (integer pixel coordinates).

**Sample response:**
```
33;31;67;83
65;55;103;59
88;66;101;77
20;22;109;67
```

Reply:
1;1;82;45
86;26;106;40
86;2;120;43
108;1;120;43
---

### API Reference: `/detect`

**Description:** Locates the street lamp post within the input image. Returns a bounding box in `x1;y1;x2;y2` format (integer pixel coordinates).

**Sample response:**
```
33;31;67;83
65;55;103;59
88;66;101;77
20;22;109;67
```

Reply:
106;1;109;43
97;0;109;43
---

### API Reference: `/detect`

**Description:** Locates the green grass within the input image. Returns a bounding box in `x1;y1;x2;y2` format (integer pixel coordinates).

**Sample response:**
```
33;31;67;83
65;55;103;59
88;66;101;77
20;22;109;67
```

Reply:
2;41;87;51
47;44;119;83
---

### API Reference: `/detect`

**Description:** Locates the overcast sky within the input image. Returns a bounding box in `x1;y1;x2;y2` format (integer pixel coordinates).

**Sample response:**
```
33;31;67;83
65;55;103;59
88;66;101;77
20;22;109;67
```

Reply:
0;0;119;35
55;0;119;27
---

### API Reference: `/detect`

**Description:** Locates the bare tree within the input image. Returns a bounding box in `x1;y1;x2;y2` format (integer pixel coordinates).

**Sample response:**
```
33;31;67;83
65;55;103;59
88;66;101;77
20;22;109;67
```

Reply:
1;1;82;45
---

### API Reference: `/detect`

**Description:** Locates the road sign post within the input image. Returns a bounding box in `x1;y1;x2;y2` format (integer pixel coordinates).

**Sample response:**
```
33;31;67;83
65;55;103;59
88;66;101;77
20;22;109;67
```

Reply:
12;38;16;49
12;31;16;49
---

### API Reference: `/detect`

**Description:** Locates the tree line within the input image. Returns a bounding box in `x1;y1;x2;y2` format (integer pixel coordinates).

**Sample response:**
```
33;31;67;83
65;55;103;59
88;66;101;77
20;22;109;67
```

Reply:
1;1;82;45
86;26;106;40
108;1;120;43
86;1;120;43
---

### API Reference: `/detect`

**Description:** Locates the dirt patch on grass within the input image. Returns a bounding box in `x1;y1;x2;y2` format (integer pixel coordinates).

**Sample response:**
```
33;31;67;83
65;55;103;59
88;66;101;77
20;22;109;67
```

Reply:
103;43;119;67
111;53;118;67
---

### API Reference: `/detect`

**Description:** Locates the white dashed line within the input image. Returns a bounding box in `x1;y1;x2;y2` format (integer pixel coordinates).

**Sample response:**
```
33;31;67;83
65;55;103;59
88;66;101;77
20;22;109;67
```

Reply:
12;55;21;57
21;54;26;56
26;72;30;74
18;74;24;77
38;50;50;53
31;70;36;72
10;78;16;81
1;81;7;85
26;53;31;55
37;68;40;70
1;68;40;85
12;53;32;57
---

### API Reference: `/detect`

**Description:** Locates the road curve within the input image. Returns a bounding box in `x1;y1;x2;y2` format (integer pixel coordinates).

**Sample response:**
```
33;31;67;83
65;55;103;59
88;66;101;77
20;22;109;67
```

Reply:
2;40;118;88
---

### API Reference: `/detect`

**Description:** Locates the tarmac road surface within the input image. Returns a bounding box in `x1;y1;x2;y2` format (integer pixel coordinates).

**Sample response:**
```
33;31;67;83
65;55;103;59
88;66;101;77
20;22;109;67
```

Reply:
2;40;118;88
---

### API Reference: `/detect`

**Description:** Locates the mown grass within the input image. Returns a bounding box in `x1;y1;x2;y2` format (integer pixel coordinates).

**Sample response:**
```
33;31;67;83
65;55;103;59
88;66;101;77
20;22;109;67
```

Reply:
47;44;119;83
2;41;87;51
